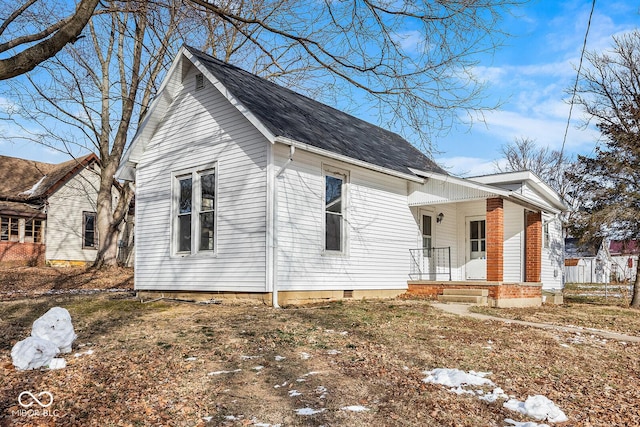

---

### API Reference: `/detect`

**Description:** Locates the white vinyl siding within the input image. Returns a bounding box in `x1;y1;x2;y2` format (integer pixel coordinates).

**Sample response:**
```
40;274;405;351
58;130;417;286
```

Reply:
46;166;102;263
541;212;564;289
134;64;268;291
275;145;416;291
503;201;524;282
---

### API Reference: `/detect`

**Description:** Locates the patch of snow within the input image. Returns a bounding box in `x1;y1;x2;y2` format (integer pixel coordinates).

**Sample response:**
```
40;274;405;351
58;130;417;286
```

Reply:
295;407;326;416
299;352;311;359
75;349;95;358
274;381;288;388
224;415;238;420
203;416;214;421
252;365;264;371
275;355;286;361
504;395;568;423
289;390;302;397
315;385;328;398
184;356;197;361
296;378;307;382
326;349;341;355
48;358;67;370
479;388;509;403
422;368;495;388
504;419;550;427
19;176;46;196
341;405;370;412
208;369;242;375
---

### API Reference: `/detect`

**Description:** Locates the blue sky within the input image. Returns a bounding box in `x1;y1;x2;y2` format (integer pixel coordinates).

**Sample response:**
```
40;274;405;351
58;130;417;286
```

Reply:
0;0;638;175
435;0;639;176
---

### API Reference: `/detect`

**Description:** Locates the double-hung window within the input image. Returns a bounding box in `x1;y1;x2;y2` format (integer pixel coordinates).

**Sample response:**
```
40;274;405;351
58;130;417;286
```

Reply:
324;167;348;253
174;165;216;255
1;217;19;242
83;212;97;249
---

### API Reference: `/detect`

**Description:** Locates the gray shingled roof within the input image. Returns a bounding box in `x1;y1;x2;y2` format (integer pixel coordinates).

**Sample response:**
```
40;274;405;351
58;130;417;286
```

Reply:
187;46;445;176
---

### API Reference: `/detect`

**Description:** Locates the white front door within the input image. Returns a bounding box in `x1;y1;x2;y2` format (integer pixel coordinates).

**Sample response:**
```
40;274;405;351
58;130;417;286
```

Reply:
466;217;486;280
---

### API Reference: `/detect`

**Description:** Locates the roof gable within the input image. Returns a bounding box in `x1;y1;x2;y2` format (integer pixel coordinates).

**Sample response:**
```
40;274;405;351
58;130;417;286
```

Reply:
185;46;445;177
0;154;98;203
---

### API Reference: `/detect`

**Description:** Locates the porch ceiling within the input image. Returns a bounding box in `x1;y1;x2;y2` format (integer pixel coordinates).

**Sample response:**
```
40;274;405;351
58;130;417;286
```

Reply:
407;174;506;206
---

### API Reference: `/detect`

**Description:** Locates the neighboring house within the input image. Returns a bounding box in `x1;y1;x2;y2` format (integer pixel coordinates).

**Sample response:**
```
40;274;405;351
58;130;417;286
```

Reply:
608;240;639;283
564;238;609;283
0;153;111;267
116;46;566;307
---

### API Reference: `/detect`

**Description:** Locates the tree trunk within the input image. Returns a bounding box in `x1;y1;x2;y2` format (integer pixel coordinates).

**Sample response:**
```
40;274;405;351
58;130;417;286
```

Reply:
93;161;118;268
630;257;640;308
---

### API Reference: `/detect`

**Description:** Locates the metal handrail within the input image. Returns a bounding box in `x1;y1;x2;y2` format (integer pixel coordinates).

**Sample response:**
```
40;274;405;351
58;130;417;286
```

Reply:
409;247;452;281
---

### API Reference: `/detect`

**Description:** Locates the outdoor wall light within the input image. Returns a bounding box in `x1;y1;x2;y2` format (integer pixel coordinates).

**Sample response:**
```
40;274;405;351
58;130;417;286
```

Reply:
436;212;444;223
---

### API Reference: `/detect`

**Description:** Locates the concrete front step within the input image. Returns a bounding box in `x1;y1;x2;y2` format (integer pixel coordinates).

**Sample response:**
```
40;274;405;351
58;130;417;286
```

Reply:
442;288;489;297
437;295;488;305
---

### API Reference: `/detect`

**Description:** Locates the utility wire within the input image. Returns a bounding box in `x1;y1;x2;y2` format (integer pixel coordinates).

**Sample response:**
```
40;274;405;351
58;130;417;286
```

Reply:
559;0;596;165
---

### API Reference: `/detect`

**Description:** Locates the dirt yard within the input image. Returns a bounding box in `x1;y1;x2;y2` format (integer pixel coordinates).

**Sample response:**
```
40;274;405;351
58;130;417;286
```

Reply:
1;269;639;426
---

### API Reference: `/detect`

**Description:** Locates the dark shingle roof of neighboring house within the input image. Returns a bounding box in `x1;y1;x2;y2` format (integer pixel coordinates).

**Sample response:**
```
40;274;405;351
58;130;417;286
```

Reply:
609;240;639;256
186;46;446;177
0;154;98;215
564;237;602;258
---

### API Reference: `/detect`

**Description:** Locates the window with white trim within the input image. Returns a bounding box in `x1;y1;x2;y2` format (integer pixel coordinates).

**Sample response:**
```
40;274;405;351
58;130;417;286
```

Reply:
83;212;97;249
324;168;347;252
174;165;216;255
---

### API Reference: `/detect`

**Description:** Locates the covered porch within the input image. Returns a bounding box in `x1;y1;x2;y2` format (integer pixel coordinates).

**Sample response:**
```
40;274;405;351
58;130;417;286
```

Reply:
404;170;564;307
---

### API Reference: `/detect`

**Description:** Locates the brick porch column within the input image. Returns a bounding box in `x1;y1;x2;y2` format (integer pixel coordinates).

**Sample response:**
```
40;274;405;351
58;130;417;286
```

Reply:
486;198;504;282
525;211;542;282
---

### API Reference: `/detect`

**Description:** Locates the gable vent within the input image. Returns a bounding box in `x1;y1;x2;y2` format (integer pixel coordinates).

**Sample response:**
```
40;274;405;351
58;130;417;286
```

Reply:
195;73;204;90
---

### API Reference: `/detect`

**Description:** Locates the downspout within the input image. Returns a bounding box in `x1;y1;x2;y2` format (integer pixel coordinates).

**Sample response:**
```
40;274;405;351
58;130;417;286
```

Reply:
272;144;295;308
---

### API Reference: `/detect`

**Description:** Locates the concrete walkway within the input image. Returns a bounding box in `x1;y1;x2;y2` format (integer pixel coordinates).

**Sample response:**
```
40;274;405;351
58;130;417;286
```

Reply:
431;302;640;343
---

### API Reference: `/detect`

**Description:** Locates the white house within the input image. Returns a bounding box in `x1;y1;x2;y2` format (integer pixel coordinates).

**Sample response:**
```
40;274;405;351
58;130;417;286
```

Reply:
0;153;115;266
116;46;566;307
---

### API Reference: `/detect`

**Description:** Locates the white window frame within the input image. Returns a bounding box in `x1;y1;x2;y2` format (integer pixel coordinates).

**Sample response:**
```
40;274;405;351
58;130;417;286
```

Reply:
322;165;349;255
172;163;217;257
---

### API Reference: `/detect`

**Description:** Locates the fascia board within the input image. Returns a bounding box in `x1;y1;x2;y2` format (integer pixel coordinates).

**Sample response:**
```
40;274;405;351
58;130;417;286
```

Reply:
276;136;424;183
185;50;277;144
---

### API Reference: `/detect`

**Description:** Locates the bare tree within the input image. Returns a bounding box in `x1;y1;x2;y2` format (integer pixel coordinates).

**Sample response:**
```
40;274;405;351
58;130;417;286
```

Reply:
2;0;526;267
567;30;640;308
494;137;572;198
188;0;525;151
0;0;100;79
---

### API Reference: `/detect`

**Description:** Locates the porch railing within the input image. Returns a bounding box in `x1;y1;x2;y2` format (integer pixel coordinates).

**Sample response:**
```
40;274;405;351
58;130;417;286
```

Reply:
409;247;452;281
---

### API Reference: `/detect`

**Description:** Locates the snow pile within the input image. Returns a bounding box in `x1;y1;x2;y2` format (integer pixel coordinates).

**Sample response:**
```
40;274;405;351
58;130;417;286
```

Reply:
423;368;567;425
11;337;60;370
11;307;77;370
31;307;77;353
423;368;495;388
505;419;550;427
504;395;568;423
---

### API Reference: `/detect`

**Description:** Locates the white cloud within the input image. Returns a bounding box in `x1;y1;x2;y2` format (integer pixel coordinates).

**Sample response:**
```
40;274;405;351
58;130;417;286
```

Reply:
392;30;426;54
436;156;499;177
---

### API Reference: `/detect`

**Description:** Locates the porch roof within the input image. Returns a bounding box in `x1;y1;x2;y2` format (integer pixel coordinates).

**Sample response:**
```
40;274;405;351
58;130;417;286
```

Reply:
408;170;563;214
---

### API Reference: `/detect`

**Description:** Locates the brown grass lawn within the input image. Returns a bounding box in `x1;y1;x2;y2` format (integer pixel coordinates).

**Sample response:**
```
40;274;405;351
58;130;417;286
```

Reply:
1;270;639;426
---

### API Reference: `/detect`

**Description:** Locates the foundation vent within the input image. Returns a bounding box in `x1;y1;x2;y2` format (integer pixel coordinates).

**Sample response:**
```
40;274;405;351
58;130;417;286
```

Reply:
343;290;354;298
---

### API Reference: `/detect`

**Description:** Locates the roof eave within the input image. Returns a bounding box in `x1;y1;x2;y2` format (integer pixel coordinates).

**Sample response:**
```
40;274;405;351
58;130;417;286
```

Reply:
276;136;424;182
